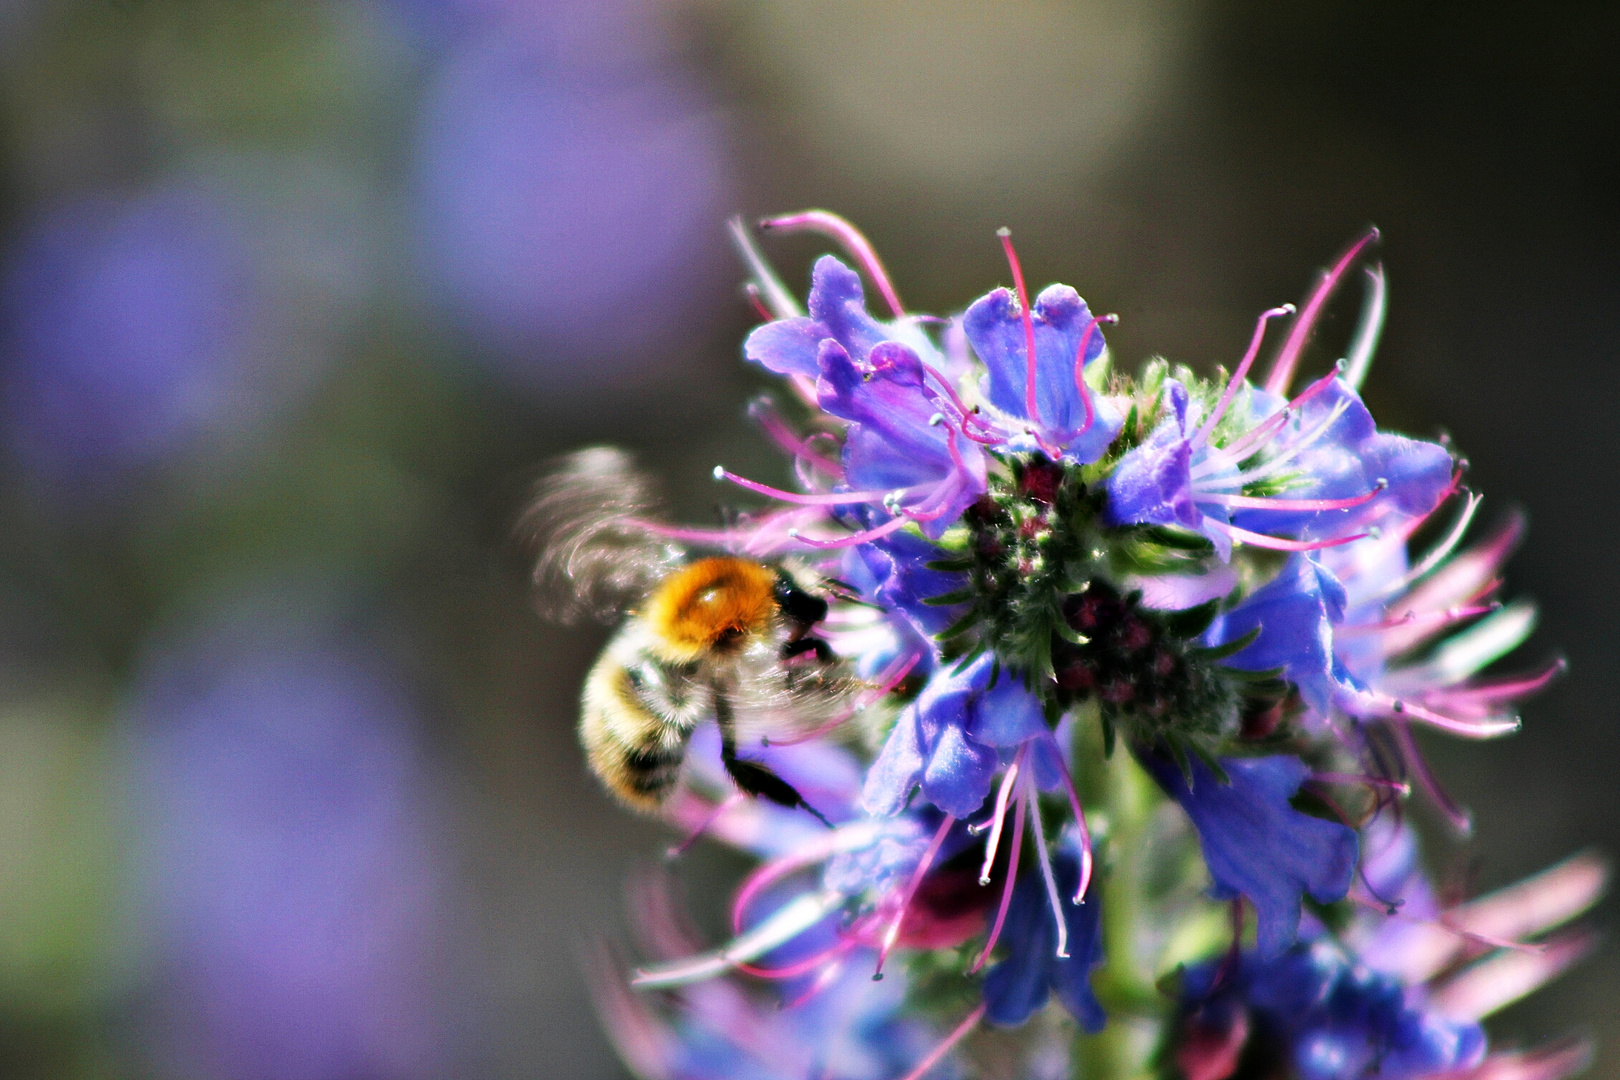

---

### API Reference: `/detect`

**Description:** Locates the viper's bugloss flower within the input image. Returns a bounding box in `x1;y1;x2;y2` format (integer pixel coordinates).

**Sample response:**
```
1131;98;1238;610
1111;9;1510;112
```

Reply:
981;829;1106;1032
1140;752;1358;957
1175;940;1486;1080
576;212;1597;1080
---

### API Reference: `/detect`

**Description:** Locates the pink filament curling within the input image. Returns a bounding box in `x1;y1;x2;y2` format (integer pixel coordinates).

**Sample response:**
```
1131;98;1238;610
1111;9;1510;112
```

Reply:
997;227;1046;434
874;814;957;979
1196;478;1386;512
1209;520;1369;552
1264;229;1380;396
896;1003;986;1080
1069;313;1116;441
1192;303;1296;449
760;210;906;319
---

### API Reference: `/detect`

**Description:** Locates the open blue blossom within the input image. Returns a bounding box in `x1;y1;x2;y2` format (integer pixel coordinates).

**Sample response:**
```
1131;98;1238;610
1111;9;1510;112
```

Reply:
982;830;1106;1032
744;253;953;379
1140;752;1357;957
863;654;1055;818
1225;379;1453;540
1202;554;1352;718
1106;371;1452;559
1177;940;1485;1080
817;338;988;537
962;282;1122;465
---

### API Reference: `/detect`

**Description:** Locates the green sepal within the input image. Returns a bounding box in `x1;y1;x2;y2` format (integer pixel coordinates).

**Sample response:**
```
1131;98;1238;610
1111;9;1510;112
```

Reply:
1154;963;1187;1000
1160;599;1220;639
1055;621;1091;646
922;588;976;607
924;557;976;572
1190;743;1230;785
1191;625;1261;661
934;610;980;643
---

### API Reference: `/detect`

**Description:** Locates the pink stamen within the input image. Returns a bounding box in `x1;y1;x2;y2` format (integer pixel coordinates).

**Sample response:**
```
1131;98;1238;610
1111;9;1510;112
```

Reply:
749;397;811;457
997;227;1046;433
1192;303;1296;448
628;518;744;548
921;366;998;435
1431;659;1567;705
1068;313;1116;440
1336;603;1501;640
971;780;1027;973
767;652;923;747
731;825;883;936
1365;692;1521;740
1264;229;1380;396
788;514;914;550
1388;719;1473;833
976;752;1024;885
735;937;857;980
1201;364;1345;470
1346;890;1544;955
895;1003;986;1080
1372;494;1490;602
1026;784;1069;958
666;793;745;860
1207;520;1369;552
715;467;906;507
1045;735;1094;903
1309;772;1413;797
1196;478;1387;512
760;210;906;319
743;282;774;322
784;956;849;1009
874;814;957;979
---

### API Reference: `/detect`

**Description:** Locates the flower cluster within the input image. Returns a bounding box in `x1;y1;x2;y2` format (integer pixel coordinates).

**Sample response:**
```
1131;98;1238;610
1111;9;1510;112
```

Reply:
581;212;1603;1080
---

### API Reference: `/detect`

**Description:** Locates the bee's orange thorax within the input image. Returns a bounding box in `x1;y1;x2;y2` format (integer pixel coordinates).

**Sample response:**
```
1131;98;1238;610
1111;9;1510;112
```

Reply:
644;557;778;662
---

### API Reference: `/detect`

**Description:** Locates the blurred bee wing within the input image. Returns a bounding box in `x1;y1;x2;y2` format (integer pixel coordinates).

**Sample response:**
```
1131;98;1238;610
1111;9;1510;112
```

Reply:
724;646;859;747
521;446;683;624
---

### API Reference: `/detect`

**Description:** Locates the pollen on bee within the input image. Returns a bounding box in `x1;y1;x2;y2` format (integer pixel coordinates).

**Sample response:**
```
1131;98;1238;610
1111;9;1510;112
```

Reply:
644;557;780;662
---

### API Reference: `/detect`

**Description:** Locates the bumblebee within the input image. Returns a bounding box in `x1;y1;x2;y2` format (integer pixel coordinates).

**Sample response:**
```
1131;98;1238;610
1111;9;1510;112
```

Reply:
525;448;853;823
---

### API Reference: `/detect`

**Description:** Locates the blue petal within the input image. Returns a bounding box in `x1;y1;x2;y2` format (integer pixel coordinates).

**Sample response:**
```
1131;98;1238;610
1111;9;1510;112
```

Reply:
818;339;987;536
921;719;998;818
868;530;971;638
861;701;927;816
963;284;1122;464
968;666;1050;749
1204;555;1349;716
807;255;888;362
1142;753;1357;957
1105;417;1200;530
742;315;828;379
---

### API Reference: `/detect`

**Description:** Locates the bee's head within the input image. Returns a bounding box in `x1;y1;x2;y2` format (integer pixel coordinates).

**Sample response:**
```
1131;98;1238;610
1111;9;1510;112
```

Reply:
645;557;780;662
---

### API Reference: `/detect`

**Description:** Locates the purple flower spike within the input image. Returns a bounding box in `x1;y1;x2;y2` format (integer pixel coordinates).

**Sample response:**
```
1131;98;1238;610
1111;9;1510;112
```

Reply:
963;283;1122;464
862;655;1048;818
982;831;1105;1032
1140;752;1357;957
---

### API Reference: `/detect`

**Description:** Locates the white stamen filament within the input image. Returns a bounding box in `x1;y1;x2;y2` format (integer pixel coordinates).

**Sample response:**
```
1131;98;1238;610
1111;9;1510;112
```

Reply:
1026;785;1069;959
977;758;1023;884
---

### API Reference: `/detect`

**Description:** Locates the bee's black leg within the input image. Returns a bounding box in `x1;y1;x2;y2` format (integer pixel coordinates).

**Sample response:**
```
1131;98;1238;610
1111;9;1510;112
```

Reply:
715;692;834;828
779;636;835;663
